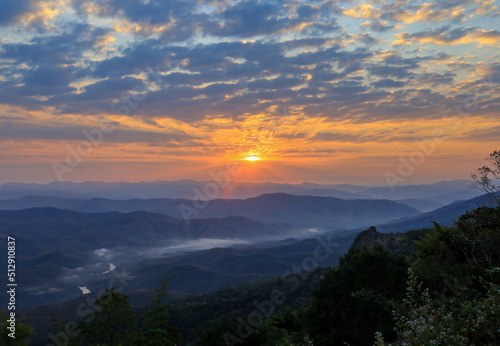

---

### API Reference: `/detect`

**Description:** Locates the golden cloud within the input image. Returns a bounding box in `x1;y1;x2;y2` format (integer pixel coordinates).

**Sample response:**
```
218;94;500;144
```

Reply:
343;4;382;19
393;3;466;23
393;28;500;47
474;0;498;15
19;0;71;28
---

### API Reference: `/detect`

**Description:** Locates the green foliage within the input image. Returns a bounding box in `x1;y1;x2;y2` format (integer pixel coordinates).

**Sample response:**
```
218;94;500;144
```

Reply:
196;311;314;346
135;278;182;346
308;246;408;345
72;281;181;346
0;311;34;346
412;222;477;291
392;269;470;345
454;207;500;269
76;287;138;345
168;267;327;344
378;268;500;346
413;207;500;293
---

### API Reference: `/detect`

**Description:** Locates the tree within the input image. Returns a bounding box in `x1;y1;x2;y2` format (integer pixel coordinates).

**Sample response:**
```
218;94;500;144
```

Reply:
412;209;500;293
77;287;138;345
412;223;478;292
0;311;34;346
74;281;182;346
471;150;500;206
136;278;182;345
308;246;408;345
454;207;500;269
377;268;500;346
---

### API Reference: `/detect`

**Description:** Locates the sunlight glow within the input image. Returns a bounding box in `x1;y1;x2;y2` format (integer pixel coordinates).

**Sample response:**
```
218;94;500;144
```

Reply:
246;156;260;161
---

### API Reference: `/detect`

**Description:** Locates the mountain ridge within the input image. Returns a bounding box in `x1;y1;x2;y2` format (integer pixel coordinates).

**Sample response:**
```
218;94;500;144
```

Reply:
0;193;421;229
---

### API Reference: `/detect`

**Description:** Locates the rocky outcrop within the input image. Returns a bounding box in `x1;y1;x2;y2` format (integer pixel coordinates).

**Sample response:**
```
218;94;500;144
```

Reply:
350;226;430;256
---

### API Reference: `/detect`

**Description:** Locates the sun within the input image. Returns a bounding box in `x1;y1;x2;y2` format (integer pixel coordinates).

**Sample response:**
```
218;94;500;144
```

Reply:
246;155;260;161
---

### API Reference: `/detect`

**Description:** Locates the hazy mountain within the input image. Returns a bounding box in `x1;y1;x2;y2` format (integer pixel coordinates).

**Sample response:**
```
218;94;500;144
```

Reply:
361;180;482;205
395;198;444;213
0;180;481;203
0;207;294;254
188;193;420;229
377;193;491;233
0;181;366;200
0;193;421;229
296;188;371;199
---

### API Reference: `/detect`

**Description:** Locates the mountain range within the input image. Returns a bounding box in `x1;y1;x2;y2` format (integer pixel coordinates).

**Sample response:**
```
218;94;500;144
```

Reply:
0;180;482;209
0;193;421;229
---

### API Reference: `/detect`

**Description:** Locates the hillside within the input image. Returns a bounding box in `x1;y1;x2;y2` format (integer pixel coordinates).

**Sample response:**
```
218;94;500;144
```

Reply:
377;193;491;233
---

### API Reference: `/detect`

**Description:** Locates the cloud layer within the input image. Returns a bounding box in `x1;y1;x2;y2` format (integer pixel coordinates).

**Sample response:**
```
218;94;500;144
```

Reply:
0;0;499;184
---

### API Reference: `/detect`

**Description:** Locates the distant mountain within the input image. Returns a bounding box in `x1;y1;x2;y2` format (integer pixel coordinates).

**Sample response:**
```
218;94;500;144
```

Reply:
361;180;482;205
395;198;444;213
189;193;420;229
0;180;481;203
0;193;421;229
377;193;491;233
297;188;371;199
0;181;367;200
0;207;293;253
0;188;88;200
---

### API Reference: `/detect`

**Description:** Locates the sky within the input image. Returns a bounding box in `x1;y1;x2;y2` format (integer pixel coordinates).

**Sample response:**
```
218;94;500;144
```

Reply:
0;0;499;186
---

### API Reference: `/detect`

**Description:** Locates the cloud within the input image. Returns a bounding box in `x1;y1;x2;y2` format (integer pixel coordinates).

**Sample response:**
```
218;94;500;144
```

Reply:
394;26;500;46
345;2;469;24
371;79;408;88
309;128;425;143
474;0;499;16
360;20;398;32
75;77;144;101
459;126;500;141
275;132;307;140
343;4;382;19
476;62;500;84
310;131;361;143
0;121;198;143
34;287;64;296
0;0;34;26
94;248;111;257
392;3;467;23
416;71;456;86
0;0;498;156
346;33;382;45
367;53;420;79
